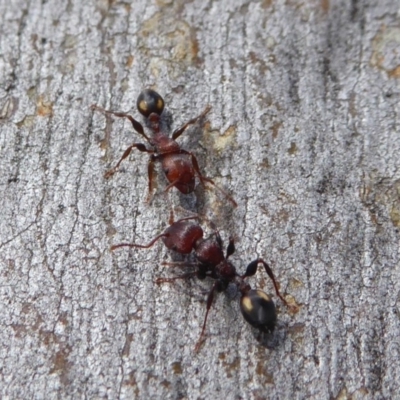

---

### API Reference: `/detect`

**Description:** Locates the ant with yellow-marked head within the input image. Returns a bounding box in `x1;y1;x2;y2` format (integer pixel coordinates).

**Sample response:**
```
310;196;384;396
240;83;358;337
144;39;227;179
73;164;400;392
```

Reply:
111;214;289;351
91;89;237;207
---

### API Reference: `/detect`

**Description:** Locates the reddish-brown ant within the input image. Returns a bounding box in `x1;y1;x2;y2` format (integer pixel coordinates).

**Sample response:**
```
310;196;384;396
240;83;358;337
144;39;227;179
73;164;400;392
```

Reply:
91;89;237;207
111;216;289;351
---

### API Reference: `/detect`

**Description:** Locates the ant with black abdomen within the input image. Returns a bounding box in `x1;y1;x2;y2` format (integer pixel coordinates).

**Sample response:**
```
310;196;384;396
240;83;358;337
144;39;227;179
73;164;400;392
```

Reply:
111;214;289;352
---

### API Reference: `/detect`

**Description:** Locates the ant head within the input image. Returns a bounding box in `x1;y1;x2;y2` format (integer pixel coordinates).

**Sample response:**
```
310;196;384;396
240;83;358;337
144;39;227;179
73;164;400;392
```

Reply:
240;289;277;333
137;89;165;117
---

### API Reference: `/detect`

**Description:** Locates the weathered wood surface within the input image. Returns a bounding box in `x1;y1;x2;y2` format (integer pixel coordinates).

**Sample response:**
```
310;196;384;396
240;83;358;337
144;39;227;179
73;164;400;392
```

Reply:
1;0;399;398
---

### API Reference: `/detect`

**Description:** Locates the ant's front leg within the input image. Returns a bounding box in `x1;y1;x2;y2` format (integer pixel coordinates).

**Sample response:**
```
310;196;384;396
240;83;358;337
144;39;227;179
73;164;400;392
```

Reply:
242;259;288;306
172;105;211;140
91;105;151;142
105;143;154;178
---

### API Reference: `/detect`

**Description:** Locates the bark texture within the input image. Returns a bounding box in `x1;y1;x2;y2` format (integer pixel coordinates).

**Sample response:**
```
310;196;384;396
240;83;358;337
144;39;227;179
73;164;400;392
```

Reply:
1;0;400;398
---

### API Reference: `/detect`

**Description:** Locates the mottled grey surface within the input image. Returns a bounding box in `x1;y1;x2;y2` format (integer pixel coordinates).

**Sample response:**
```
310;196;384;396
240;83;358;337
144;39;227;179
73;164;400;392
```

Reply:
1;0;400;399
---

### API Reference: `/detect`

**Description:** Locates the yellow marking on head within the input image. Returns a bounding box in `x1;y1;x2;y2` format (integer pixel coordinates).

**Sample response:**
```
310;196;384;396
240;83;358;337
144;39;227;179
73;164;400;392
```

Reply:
256;290;271;302
242;297;253;312
157;98;164;110
139;100;148;112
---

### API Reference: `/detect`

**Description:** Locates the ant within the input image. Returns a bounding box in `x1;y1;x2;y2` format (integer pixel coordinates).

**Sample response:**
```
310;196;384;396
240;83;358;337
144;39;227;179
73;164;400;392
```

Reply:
91;89;237;207
111;215;289;351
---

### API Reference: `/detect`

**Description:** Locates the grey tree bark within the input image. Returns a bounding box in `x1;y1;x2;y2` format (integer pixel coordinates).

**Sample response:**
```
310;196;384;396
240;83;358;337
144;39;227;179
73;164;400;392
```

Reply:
1;0;399;399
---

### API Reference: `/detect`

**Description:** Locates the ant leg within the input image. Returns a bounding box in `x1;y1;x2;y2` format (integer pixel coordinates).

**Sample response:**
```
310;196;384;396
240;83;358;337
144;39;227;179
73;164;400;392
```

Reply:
182;150;237;207
91;105;151;142
209;227;235;260
226;237;235;258
161;261;198;268
209;224;224;250
164;179;180;193
174;216;200;224
146;155;158;203
166;206;199;226
242;259;288;306
105;143;154;178
168;208;175;225
194;282;218;353
111;233;169;251
172;105;211;140
155;271;197;284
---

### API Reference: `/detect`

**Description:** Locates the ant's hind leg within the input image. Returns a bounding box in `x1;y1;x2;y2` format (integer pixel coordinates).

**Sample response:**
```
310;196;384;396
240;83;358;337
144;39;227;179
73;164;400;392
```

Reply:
184;150;237;207
155;271;197;284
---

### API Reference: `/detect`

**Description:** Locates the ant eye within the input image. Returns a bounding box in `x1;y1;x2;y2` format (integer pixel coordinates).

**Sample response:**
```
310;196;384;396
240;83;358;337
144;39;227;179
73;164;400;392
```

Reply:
240;289;276;332
137;89;165;117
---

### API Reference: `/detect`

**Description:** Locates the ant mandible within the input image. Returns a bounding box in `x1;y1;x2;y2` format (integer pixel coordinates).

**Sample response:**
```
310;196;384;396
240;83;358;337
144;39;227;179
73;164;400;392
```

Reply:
111;215;289;351
91;89;237;207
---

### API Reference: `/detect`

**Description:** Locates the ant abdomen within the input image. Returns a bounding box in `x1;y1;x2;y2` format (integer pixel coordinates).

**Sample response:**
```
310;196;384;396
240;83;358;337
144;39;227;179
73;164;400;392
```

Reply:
162;154;196;194
162;221;203;254
240;289;277;333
